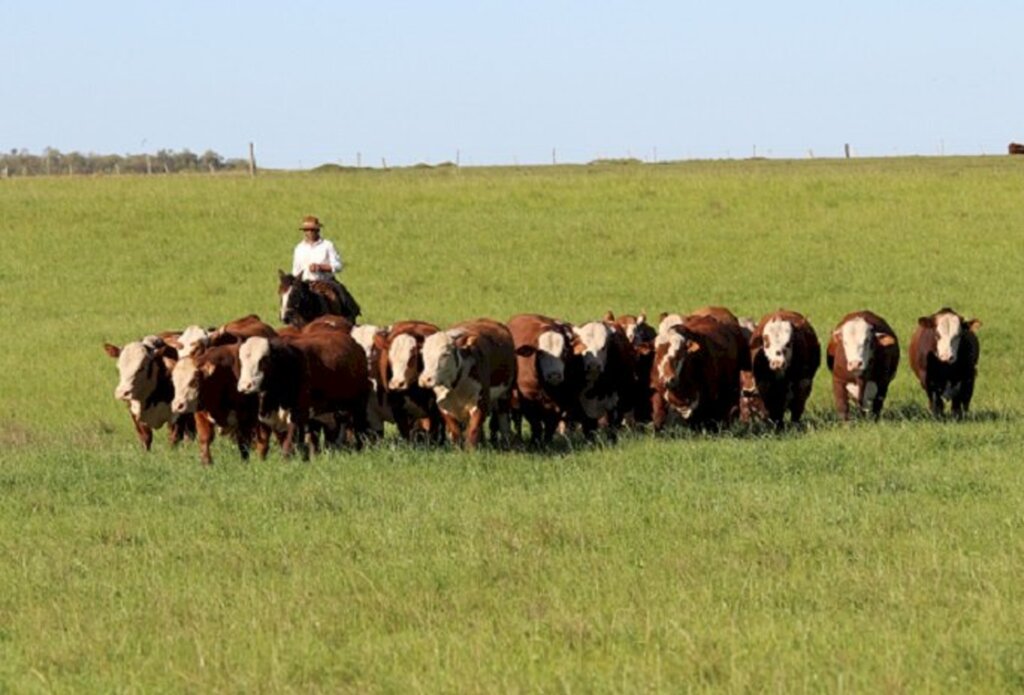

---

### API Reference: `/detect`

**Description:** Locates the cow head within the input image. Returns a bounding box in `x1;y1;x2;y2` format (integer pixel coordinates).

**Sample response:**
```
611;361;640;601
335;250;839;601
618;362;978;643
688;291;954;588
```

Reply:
419;330;474;389
516;328;569;386
834;317;896;375
654;327;701;390
237;337;272;394
760;319;794;372
107;335;165;402
920;309;981;364
389;333;425;391
176;325;211;358
572;322;613;382
170;356;215;414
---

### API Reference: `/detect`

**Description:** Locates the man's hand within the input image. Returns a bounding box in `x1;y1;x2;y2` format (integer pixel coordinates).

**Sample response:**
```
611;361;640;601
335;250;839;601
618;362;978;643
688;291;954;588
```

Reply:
308;263;327;273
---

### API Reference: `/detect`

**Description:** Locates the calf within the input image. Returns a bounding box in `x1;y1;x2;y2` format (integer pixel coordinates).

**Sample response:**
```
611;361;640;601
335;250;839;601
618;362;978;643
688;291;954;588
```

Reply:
103;335;195;450
826;311;899;420
910;307;981;417
605;311;657;425
373;320;445;442
171;343;269;465
568;320;636;438
418;319;517;449
749;309;821;427
507;313;575;444
237;331;370;459
351;324;393;438
650;314;745;430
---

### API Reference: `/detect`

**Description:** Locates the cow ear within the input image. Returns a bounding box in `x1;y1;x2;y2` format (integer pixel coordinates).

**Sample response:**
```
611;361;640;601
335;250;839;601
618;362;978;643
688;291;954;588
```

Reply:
515;345;537;358
687;341;701;354
918;316;935;329
876;333;897;347
372;332;388;352
965;319;982;332
658;311;669;322
572;339;586;355
200;361;217;376
457;334;477;349
637;311;647;326
603;310;615;322
750;333;763;350
278;269;287;280
103;343;121;358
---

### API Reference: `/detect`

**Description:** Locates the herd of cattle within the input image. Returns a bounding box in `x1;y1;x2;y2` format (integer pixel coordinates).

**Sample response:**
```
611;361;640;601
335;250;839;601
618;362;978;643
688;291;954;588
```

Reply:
103;304;981;464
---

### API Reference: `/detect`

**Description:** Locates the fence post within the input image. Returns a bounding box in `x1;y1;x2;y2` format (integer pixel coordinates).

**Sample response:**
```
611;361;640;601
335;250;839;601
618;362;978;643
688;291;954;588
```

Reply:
844;143;851;159
248;142;257;177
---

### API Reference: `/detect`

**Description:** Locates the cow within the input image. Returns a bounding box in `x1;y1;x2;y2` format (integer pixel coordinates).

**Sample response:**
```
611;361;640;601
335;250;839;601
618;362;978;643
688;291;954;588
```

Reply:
350;324;393;438
605;311;657;425
650;314;746;430
749;309;821;427
171;343;269;465
237;331;370;459
910;308;981;418
826;311;900;420
373;320;445;443
103;334;195;450
172;314;278;357
689;307;761;424
418;319;517;449
507;313;576;444
568;320;636;439
1009;142;1024;155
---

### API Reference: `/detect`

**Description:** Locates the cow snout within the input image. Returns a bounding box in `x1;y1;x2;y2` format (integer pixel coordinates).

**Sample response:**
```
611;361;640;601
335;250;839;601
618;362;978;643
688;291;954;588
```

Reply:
390;378;408;391
172;399;187;414
238;379;254;394
768;357;786;371
114;386;132;401
419;375;434;388
937;352;957;364
544;371;564;386
846;359;863;374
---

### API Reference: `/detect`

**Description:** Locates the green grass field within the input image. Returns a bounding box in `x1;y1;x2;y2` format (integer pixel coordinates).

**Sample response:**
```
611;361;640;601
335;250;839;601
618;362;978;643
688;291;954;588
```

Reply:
2;157;1023;692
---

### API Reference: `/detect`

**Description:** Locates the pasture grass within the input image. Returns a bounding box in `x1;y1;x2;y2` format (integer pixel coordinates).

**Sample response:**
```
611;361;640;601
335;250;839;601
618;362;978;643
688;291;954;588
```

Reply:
1;156;1023;691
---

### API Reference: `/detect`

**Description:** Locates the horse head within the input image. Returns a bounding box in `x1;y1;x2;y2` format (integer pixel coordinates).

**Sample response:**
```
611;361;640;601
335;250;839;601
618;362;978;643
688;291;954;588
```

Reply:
278;270;311;326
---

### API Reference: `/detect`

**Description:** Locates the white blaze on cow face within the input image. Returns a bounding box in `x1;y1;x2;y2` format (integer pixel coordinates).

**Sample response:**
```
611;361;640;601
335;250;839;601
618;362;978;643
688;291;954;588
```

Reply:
171;357;200;414
536;330;566;385
762;319;794;371
935;312;962;363
350;325;379;360
840;317;873;375
389;333;420;391
574;322;611;381
419;331;461;389
114;341;154;401
177;325;210;358
655;331;685;386
657;313;684;337
237;337;271;394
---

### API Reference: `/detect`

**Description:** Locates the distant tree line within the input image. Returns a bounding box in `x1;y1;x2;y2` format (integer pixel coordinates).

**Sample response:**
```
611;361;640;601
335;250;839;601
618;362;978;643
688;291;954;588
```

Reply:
0;148;252;177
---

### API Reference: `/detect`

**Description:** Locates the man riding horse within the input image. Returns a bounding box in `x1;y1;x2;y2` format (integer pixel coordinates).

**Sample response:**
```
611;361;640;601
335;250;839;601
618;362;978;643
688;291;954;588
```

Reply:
280;215;361;326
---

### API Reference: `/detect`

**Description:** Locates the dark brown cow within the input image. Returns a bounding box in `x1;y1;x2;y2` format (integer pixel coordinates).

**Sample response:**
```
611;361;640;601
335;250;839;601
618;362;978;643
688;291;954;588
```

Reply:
605;311;657;425
1009;142;1024;155
686;307;760;424
171;343;269;465
372;320;445;442
237;330;370;458
568;320;637;439
650;314;746;430
507;313;576;444
103;334;195;450
750;309;821;427
418;319;517;449
826;311;900;420
910;308;981;418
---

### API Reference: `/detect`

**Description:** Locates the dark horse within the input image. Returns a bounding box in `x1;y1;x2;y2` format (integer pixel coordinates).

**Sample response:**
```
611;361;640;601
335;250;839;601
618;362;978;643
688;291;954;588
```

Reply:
277;270;361;327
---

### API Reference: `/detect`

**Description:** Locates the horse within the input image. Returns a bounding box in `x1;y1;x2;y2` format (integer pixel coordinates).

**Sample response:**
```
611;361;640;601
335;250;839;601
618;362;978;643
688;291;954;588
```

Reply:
277;270;361;327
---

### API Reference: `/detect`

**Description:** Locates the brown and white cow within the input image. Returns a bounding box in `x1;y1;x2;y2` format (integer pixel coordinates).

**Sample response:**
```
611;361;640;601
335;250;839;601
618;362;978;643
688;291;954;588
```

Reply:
372;320;445;442
237;331;370;458
103;334;195;450
172;314;278;357
749;309;821;427
650;314;746;430
507;313;576;444
910;307;981;418
687;307;757;423
826;311;900;420
171;343;269;465
605;311;657;425
568;320;636;438
418;319;517;449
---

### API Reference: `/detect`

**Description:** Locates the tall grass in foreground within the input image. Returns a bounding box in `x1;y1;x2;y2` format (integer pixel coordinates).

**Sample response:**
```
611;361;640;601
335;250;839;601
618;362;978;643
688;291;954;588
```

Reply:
1;157;1023;691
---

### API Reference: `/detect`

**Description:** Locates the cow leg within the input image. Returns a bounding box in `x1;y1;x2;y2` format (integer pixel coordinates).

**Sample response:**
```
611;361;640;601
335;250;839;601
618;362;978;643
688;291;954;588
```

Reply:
441;412;462;447
131;414;154;451
255;423;271;460
954;379;974;418
195;412;215;466
651;392;668;433
928;389;945;417
466;406;486;450
833;378;850;421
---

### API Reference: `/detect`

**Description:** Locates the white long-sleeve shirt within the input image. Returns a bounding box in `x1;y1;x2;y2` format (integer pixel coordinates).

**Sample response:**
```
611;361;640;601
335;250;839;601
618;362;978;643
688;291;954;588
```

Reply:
292;238;343;281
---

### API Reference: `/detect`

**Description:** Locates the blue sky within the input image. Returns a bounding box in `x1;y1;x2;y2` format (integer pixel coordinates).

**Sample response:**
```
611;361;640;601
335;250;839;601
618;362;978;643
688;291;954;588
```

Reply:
3;1;1022;168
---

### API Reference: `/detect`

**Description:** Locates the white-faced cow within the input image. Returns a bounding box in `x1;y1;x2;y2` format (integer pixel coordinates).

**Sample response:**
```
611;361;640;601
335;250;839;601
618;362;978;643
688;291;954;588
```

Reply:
750;309;821;427
418;319;517;449
568;320;636;439
910;307;981;418
507;313;576;444
103;334;195;450
826;311;899;420
605;311;657;425
372;320;445;443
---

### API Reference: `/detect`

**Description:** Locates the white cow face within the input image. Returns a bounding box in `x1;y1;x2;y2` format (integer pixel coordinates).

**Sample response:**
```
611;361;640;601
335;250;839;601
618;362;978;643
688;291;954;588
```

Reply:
573;322;612;381
655;329;700;387
177;325;210;358
237;337;271;394
113;339;159;401
934;312;962;364
350;325;379;360
536;330;567;386
171;357;201;414
839;317;873;375
419;331;463;389
761;319;794;371
389;333;421;391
